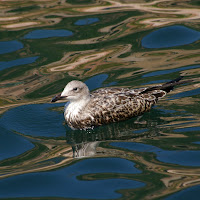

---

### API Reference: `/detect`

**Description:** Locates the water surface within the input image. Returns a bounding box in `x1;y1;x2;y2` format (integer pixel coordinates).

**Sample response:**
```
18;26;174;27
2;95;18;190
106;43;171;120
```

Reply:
0;158;145;199
0;40;23;54
0;56;38;71
142;25;200;48
0;103;66;137
24;29;73;39
0;128;34;161
143;64;200;77
75;17;99;25
165;185;200;200
1;1;200;199
111;142;200;166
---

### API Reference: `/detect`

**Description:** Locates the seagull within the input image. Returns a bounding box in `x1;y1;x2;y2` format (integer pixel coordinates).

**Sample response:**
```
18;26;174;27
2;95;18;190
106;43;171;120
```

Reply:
51;77;188;130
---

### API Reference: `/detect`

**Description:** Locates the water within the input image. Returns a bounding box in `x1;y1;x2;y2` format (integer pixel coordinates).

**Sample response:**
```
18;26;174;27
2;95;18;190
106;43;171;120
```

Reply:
0;128;34;161
111;142;200;166
0;56;38;71
0;103;66;137
23;29;73;39
0;158;144;199
165;185;200;200
0;1;200;199
141;25;200;48
143;64;200;78
0;40;23;54
74;17;99;25
85;74;116;90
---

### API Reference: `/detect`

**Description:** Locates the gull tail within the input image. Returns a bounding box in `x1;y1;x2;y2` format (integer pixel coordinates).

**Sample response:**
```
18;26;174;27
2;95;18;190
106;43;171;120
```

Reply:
142;76;192;94
159;76;192;93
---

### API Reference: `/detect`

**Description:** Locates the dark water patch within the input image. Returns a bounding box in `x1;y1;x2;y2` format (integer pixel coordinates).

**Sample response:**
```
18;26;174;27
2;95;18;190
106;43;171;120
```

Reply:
111;142;200;166
0;56;39;71
189;1;200;6
142;25;200;48
24;29;73;39
67;0;96;4
156;107;176;114
193;141;200;145
0;40;23;55
165;185;200;200
8;5;40;13
170;88;200;99
133;128;148;134
0;103;66;137
174;126;200;133
0;127;34;161
74;18;99;25
0;158;145;199
143;65;200;78
85;74;116;91
68;157;142;174
85;74;108;90
142;79;170;85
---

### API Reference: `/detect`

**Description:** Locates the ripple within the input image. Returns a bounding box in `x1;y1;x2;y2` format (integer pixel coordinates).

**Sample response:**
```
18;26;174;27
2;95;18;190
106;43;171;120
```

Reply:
0;127;34;161
0;40;23;55
111;142;200;166
24;29;73;39
170;88;200;99
142;79;171;85
193;141;200;145
85;74;116;90
143;64;200;77
142;25;200;48
74;17;99;25
174;126;200;133
0;158;145;199
0;56;39;71
0;103;66;137
164;185;200;200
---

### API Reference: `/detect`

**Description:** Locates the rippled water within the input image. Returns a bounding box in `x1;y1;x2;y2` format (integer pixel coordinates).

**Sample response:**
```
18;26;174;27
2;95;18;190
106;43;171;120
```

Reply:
74;17;100;25
24;29;73;39
141;25;200;48
0;0;200;199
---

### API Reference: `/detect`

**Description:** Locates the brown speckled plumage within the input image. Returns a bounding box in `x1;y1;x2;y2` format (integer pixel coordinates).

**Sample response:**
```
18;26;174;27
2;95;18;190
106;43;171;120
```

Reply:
51;77;188;130
66;88;165;129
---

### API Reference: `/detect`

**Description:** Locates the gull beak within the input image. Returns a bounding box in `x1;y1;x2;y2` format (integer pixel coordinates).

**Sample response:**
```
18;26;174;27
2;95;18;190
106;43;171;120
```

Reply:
51;94;66;103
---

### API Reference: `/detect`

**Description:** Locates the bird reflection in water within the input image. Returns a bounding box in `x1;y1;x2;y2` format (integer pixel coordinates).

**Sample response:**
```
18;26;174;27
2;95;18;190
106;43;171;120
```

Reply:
65;109;164;158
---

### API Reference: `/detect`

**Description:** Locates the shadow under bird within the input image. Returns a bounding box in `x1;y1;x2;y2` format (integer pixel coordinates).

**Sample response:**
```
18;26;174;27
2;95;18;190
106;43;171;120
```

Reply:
51;77;189;130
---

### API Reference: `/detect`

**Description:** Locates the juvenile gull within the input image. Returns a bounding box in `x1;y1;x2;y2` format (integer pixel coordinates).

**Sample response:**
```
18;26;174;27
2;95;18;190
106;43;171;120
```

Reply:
51;77;188;130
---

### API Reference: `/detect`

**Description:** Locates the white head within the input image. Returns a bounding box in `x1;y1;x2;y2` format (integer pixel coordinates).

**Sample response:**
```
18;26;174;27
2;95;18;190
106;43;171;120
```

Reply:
51;80;90;102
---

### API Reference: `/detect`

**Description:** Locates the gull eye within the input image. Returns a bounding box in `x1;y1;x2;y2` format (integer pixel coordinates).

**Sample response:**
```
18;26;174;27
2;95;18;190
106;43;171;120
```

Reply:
73;87;78;91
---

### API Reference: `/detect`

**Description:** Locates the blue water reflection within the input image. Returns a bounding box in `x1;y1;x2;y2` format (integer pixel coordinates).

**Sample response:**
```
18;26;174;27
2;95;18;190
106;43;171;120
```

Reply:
165;185;200;200
0;56;38;71
170;88;200;99
142;25;200;48
142;79;170;85
174;126;200;133
111;142;200;166
24;29;73;39
143;65;200;78
0;158;145;199
193;141;200;145
0;40;23;54
75;17;99;25
0;127;34;161
0;103;66;137
85;74;116;90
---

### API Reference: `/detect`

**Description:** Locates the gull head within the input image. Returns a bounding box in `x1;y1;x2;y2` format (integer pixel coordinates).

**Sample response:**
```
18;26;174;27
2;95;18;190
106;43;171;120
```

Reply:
51;80;90;103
